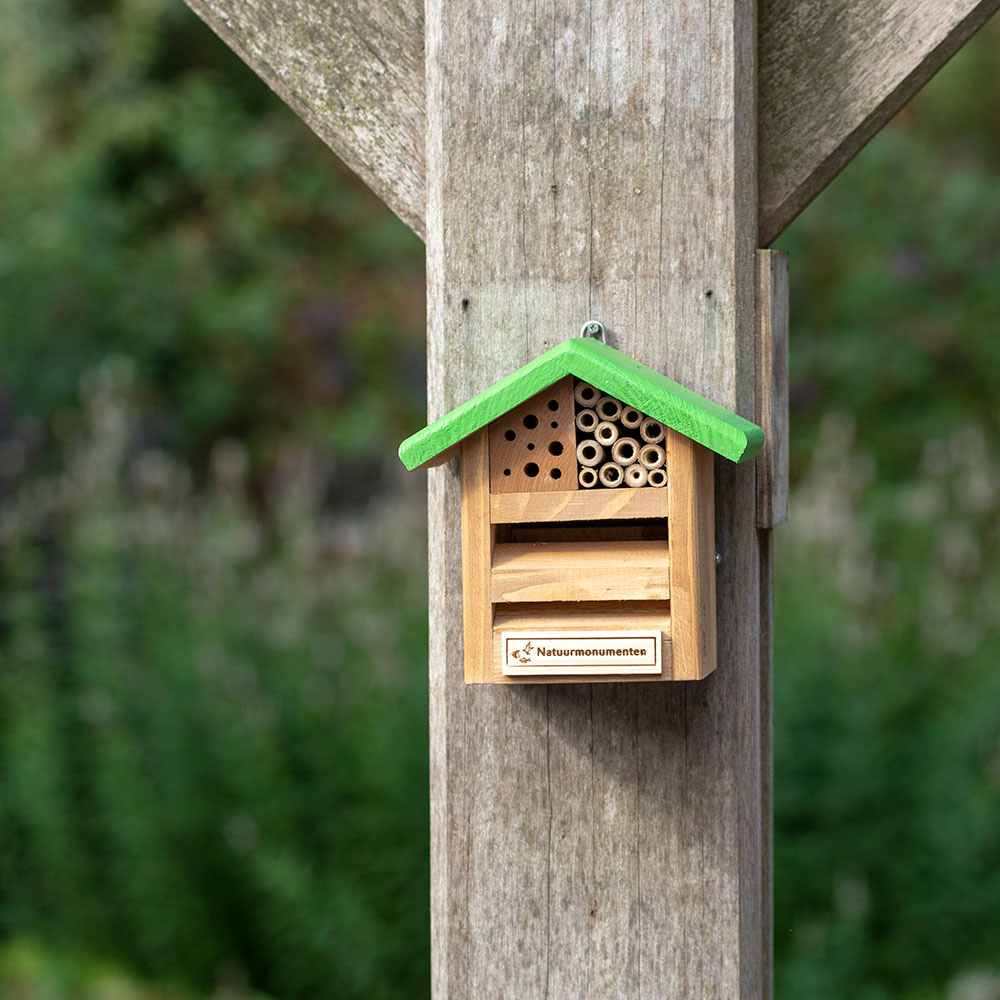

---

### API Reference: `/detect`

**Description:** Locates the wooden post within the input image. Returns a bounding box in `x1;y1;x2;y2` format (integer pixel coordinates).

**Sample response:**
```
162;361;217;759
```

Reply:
427;0;763;995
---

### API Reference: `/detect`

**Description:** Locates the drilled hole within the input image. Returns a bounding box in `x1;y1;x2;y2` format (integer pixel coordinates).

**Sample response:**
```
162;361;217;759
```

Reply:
504;429;516;441
523;414;539;429
547;399;559;411
503;468;511;476
551;421;558;428
524;462;540;478
551;468;562;479
527;443;535;450
548;441;564;456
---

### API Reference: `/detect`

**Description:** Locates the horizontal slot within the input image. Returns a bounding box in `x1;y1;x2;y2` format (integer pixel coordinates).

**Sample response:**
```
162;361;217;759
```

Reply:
491;540;669;603
494;601;670;631
490;487;668;524
501;519;667;544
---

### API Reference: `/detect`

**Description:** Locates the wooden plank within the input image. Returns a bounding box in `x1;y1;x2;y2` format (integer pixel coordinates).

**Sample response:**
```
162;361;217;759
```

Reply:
665;432;718;682
426;0;762;996
489;603;673;685
491;541;669;604
182;0;425;237
759;0;1000;244
756;250;790;529
490;487;668;524
460;433;493;685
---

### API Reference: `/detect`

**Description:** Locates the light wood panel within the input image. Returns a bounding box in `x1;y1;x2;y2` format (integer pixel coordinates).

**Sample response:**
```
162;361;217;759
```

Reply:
488;378;576;492
490;487;668;524
756;249;790;529
665;432;718;682
460;432;493;684
491;541;669;604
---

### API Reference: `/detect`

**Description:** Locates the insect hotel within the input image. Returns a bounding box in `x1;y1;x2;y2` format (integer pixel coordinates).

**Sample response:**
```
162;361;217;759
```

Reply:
399;337;763;683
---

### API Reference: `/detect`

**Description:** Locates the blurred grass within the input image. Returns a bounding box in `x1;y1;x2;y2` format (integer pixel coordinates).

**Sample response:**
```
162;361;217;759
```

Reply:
1;1;999;999
0;937;272;1000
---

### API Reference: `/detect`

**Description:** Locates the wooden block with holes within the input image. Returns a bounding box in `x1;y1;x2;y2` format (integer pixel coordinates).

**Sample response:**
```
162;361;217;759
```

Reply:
399;337;763;683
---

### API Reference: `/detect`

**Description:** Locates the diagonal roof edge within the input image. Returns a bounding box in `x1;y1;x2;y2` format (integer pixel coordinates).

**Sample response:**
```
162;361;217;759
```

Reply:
399;338;764;469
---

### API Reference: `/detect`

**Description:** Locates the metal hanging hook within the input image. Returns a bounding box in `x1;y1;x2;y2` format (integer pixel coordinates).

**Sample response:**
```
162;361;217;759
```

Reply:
579;320;606;343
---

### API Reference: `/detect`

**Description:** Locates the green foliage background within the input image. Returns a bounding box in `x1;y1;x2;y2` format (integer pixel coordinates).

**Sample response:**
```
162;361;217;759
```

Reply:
1;1;999;998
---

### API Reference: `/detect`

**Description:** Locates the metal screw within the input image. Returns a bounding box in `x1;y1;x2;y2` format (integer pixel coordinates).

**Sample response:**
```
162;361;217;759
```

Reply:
579;320;606;343
715;552;722;566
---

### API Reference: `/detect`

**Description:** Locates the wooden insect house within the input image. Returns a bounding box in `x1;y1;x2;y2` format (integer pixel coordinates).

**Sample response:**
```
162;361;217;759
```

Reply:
399;337;763;683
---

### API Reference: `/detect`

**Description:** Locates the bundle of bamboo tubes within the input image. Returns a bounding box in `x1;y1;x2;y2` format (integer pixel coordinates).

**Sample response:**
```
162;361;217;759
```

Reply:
573;380;666;489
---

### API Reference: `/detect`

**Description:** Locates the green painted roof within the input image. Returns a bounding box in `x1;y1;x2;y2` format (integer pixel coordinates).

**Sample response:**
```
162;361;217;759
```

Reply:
399;337;764;469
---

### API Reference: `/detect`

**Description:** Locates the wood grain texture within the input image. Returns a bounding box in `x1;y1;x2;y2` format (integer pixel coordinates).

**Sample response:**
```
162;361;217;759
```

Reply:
490;487;668;524
491;541;669;604
665;432;718;682
488;378;576;492
756;250;790;529
460;433;493;685
759;0;1000;244
189;0;999;250
426;0;763;995
182;0;425;236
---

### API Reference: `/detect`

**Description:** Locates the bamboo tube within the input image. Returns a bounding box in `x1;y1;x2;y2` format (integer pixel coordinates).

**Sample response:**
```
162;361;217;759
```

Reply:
640;417;665;444
596;395;623;422
625;465;648;488
578;467;598;489
638;443;665;470
611;437;639;466
574;381;599;407
575;408;599;433
595;420;619;446
647;467;667;488
576;440;605;467
620;406;642;429
598;461;624;488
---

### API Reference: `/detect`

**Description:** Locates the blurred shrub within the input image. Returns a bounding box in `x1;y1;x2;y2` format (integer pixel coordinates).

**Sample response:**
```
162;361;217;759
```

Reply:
0;361;430;999
774;417;1000;1000
0;0;425;493
0;936;270;1000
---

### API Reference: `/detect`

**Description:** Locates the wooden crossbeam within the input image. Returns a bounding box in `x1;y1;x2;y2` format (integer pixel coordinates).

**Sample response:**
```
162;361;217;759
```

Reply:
759;0;1000;243
186;0;998;243
183;0;425;236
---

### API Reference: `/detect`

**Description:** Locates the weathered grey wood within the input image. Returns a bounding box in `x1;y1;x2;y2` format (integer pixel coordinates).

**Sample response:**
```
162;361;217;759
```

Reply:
426;0;763;995
756;250;789;529
185;0;998;248
759;0;1000;244
183;0;425;236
